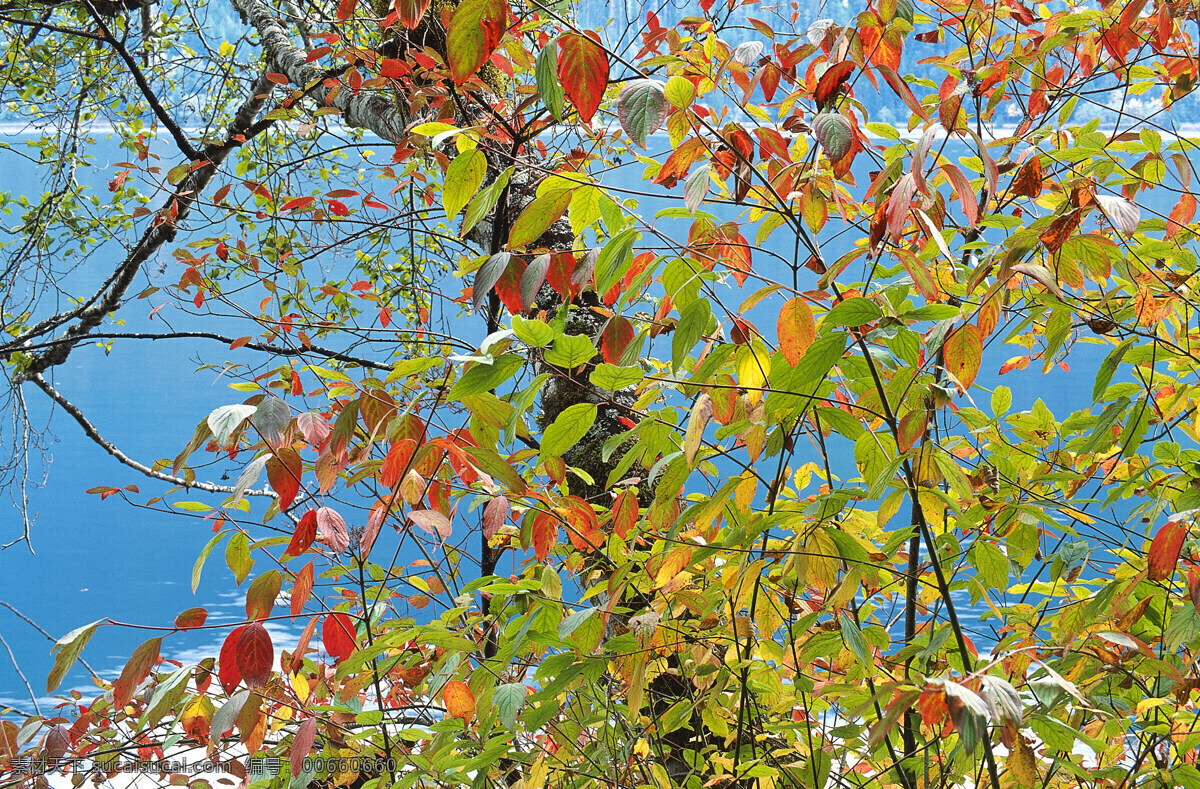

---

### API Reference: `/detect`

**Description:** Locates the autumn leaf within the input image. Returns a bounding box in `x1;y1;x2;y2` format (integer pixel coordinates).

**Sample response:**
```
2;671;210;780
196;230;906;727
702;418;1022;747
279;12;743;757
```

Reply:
218;626;246;694
943;324;983;390
778;297;816;366
1011;155;1044;198
558;32;608;123
323;612;358;663
445;0;506;84
1148;519;1188;581
175;607;207;630
236;622;273;689
112;637;162;709
443;679;476;722
396;0;432;28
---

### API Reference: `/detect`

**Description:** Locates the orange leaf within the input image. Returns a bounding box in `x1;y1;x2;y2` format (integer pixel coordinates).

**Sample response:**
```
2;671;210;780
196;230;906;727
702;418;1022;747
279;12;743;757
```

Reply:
943;324;982;390
443;680;477;722
1149;520;1188;581
381;439;417;488
266;448;302;510
1168;193;1197;239
292;562;314;619
532;511;558;561
1011;156;1043;198
778;297;816;366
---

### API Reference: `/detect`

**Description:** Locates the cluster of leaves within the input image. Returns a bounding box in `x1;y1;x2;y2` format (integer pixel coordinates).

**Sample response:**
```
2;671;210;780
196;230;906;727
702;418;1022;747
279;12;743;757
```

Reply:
6;0;1200;788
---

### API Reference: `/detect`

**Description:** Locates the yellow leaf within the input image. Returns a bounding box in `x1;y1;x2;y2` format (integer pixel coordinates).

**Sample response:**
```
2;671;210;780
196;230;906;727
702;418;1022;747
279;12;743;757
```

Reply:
1009;739;1038;786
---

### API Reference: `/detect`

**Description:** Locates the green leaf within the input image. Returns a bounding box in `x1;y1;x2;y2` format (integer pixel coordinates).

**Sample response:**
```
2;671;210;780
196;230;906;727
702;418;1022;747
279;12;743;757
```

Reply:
1093;337;1132;403
543;334;598;368
591;363;644;391
508;190;573;248
825;297;882;327
558;607;596;640
672;299;712;371
47;620;103;693
511;316;555;347
972;540;1009;589
445;0;506;84
812;112;854;161
450;354;524;399
462;167;512;238
593;229;638;296
541;403;597;458
535;44;565;121
225;532;254;585
444;150;487;220
192;529;229;593
617;79;667;148
494;683;526;730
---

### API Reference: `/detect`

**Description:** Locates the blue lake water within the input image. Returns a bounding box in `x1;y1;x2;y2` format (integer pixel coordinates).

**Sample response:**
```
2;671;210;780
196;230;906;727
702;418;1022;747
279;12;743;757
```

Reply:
0;125;1176;715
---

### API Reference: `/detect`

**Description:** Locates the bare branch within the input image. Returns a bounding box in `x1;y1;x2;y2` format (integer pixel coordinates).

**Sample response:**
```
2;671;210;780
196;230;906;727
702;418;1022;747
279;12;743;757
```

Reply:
25;372;278;499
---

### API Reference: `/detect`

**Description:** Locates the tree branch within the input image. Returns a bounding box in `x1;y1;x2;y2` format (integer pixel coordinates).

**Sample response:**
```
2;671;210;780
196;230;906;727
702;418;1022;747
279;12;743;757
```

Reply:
4;74;276;373
25;373;277;499
80;0;200;160
229;0;410;142
24;331;394;371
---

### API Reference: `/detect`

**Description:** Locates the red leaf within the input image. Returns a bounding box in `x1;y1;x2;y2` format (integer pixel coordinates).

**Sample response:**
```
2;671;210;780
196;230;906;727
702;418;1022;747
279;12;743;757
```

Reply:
1149;520;1188;581
336;0;357;21
317;506;349;553
218;626;246;694
494;256;528;314
532;512;558;561
266;448;302;510
381;439;417;488
175;607;208;630
558;32;609;123
814;61;855;106
292;562;314;619
290;718;317;777
600;317;635;364
288;617;318;675
236;622;273;689
286;510;318;558
113;637;162;709
396;0;432;29
323;612;358;663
